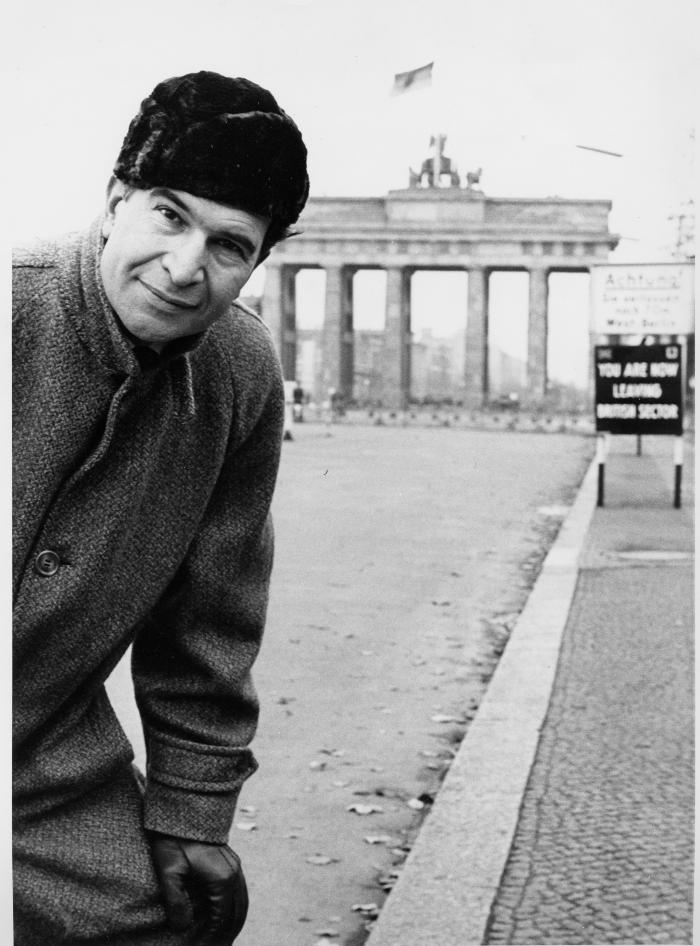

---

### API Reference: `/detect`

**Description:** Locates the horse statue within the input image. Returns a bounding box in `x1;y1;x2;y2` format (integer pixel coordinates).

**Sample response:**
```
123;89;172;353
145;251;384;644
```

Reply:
466;167;482;188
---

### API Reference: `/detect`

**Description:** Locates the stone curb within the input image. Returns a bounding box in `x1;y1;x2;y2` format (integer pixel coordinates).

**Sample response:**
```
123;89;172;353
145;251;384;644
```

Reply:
365;455;600;946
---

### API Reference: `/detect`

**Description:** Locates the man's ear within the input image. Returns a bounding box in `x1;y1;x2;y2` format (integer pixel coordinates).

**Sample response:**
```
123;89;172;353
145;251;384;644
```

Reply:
102;179;130;239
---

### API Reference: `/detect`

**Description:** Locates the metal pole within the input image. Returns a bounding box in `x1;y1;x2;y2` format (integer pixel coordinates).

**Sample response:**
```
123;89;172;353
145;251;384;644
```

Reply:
596;434;606;507
673;436;683;509
636;434;642;456
432;134;441;187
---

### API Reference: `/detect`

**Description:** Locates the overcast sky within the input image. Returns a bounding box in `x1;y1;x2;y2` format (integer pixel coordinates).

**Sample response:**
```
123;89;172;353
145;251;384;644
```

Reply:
6;0;698;385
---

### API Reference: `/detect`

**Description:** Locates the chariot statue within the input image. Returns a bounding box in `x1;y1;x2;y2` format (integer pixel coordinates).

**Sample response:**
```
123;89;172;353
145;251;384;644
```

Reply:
409;134;461;188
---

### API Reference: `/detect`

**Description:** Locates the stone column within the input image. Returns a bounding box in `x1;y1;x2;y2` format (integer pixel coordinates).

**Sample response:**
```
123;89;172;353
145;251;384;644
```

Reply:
260;263;283;359
322;266;354;400
261;264;298;378
527;267;549;403
383;267;411;410
280;266;298;381
464;267;489;407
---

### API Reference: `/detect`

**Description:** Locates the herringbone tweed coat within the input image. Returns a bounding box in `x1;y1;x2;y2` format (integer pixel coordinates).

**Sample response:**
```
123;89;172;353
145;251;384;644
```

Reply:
12;218;284;943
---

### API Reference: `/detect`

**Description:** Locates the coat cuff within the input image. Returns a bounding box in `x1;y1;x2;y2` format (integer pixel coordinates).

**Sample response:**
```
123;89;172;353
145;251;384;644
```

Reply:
143;734;258;843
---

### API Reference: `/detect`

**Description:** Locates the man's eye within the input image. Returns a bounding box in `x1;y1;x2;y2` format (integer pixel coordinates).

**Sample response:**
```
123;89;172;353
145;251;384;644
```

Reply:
155;205;182;224
216;239;243;256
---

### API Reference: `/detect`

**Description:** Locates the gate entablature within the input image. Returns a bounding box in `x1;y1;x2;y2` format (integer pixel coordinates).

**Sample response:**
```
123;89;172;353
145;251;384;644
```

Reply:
268;192;616;269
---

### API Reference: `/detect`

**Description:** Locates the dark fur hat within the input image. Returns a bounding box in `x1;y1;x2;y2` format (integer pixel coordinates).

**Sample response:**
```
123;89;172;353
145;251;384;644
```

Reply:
114;71;309;244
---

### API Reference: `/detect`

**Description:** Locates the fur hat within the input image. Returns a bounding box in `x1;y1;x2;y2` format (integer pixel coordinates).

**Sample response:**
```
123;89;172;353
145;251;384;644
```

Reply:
114;71;309;240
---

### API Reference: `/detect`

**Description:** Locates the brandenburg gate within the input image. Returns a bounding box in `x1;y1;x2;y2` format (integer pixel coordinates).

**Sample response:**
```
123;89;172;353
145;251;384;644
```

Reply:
261;139;618;408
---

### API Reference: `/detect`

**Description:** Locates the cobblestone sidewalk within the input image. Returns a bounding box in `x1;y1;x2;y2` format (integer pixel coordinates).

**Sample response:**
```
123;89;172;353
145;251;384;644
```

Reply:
485;440;694;946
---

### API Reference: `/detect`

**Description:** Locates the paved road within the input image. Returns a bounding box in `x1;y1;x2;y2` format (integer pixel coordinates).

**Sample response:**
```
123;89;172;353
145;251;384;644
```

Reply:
486;435;694;946
109;423;595;946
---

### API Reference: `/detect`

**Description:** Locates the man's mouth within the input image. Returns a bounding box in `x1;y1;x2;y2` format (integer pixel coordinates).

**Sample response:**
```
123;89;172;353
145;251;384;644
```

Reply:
140;280;200;310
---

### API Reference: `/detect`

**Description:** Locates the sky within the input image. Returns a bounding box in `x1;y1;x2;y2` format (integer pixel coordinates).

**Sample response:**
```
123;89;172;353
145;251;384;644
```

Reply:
5;0;698;386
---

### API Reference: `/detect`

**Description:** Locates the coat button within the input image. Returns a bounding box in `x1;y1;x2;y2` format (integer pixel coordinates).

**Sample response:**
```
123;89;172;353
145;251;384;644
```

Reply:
34;549;61;577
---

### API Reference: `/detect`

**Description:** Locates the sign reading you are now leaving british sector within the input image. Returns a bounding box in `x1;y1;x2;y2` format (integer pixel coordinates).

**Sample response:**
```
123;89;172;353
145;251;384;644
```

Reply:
595;344;683;435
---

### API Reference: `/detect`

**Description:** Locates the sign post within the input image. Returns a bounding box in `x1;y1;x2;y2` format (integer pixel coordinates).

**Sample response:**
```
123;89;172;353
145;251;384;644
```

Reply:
594;344;684;506
590;262;693;509
596;433;608;508
674;436;683;509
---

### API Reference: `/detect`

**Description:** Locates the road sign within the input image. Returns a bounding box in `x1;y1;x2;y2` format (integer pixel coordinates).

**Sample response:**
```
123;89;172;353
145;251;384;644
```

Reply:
595;344;683;435
590;262;694;335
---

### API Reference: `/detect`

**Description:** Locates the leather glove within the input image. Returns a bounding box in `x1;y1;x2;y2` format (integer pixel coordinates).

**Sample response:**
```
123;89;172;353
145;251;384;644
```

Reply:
149;833;248;946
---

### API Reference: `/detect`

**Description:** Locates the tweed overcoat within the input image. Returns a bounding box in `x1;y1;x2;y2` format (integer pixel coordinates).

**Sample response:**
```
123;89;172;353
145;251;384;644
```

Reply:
13;218;284;941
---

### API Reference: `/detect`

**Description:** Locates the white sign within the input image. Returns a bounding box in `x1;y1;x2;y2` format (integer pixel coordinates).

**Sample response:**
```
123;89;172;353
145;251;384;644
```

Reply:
590;262;695;335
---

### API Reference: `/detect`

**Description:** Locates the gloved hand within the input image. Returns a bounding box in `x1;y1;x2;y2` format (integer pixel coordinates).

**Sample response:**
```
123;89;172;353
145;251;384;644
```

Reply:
149;833;248;946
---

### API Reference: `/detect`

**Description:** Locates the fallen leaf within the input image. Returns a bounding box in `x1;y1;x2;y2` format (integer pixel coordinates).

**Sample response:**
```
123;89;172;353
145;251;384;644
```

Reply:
331;780;350;788
234;821;258;831
309;760;327;770
238;805;257;815
430;714;464;723
347;803;383;815
351;903;380;916
320;748;347;757
407;798;425;810
305;854;340;866
364;834;392;845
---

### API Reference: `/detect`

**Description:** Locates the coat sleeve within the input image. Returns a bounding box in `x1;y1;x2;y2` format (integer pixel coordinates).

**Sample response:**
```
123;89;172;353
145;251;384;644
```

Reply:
131;339;284;844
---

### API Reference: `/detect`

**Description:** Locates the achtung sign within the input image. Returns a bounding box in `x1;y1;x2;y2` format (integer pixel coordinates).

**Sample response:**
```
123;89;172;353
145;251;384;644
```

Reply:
595;344;683;435
590;262;694;335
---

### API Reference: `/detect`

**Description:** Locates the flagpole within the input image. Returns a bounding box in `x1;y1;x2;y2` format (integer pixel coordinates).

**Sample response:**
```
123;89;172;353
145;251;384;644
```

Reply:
429;65;440;188
389;61;437;186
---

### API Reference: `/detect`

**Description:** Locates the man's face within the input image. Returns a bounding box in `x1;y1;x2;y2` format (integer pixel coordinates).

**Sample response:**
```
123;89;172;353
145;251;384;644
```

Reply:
100;183;269;348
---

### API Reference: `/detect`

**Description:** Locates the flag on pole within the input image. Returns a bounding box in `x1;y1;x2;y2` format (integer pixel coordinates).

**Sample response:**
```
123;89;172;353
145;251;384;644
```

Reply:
391;61;433;95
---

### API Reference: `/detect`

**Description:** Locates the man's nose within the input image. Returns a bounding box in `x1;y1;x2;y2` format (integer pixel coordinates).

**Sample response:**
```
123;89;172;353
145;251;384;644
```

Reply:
161;234;206;285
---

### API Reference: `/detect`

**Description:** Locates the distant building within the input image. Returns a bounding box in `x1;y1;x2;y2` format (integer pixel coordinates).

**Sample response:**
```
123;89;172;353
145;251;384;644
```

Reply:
353;330;385;405
411;329;465;403
489;349;527;399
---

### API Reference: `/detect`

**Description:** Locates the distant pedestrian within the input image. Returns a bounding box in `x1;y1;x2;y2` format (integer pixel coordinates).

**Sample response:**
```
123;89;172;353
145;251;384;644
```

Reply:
293;382;305;421
13;70;309;945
